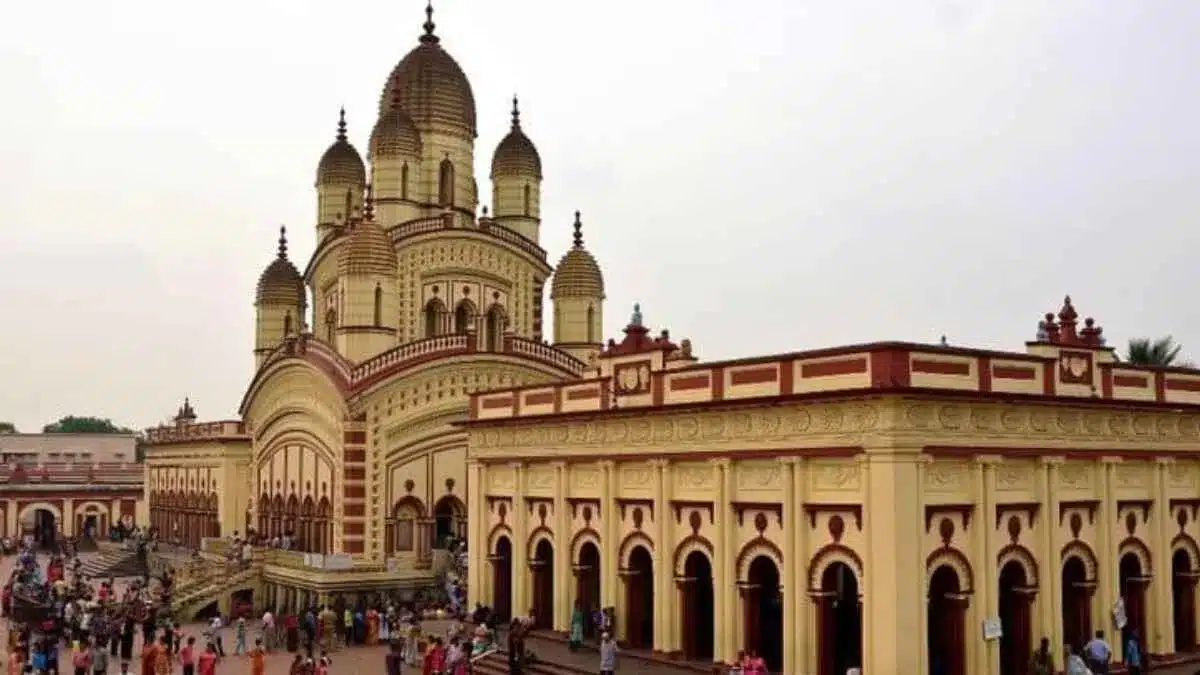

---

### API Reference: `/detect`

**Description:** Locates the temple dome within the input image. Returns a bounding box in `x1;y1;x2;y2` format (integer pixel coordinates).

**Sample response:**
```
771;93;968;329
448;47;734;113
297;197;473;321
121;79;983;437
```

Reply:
370;105;423;159
379;4;476;139
491;96;542;179
550;212;604;299
316;109;366;186
338;203;398;277
256;227;306;306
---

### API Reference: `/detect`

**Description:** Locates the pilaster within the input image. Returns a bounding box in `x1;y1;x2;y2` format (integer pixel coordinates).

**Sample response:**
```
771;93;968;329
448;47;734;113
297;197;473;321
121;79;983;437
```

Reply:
601;460;618;610
713;457;735;664
660;459;677;653
466;460;485;608
651;458;669;652
63;499;75;536
1098;457;1120;660
1152;458;1173;652
970;455;1002;675
552;461;570;632
779;457;801;675
510;462;528;617
1039;456;1066;657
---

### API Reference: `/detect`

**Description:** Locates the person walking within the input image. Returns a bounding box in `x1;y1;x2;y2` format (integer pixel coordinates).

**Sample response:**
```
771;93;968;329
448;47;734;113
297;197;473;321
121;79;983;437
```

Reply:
598;632;618;675
1124;630;1144;675
1084;630;1112;675
234;618;247;655
1029;637;1054;675
180;637;197;675
249;639;266;675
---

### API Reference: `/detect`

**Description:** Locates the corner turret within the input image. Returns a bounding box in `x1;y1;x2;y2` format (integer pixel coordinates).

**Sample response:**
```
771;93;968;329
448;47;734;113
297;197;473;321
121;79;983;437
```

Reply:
254;226;307;366
550;211;604;365
490;95;542;241
316;109;366;240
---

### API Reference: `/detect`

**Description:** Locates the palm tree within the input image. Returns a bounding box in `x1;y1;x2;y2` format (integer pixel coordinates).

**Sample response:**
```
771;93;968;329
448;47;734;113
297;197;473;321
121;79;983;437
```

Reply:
1123;336;1185;366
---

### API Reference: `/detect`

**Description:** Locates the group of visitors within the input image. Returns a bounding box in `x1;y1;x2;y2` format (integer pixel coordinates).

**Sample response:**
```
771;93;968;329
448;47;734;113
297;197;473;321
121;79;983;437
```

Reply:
1028;629;1148;675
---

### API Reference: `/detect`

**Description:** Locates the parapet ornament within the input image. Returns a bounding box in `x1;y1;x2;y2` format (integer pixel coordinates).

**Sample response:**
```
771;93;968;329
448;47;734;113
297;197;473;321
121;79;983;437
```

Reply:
900;402;1200;444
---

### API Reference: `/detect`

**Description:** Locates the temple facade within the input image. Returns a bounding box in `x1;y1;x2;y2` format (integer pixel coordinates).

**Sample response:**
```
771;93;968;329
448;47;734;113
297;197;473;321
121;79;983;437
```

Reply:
142;3;605;606
464;298;1200;675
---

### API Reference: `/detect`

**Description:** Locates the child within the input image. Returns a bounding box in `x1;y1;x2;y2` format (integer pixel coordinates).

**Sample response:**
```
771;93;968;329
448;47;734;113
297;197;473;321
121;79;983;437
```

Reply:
180;637;196;675
249;639;265;675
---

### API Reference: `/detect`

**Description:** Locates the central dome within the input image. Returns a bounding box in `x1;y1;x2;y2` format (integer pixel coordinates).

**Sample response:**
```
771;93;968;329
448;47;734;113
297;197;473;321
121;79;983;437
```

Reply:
380;4;476;139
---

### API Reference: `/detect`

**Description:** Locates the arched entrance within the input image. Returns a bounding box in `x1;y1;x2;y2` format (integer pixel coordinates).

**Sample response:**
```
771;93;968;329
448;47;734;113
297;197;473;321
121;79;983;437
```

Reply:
577;541;602;639
999;561;1033;675
492;536;513;622
433;496;464;548
624;546;654;649
680;551;715;661
531;539;554;629
926;566;966;675
743;556;783;673
1173;549;1197;652
816;562;862;675
21;508;58;550
1061;556;1093;652
1120;552;1148;643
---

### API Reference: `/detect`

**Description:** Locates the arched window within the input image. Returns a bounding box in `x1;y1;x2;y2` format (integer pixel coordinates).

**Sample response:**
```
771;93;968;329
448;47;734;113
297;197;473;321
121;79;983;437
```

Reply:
454;301;474;334
587;304;595;343
423;299;445;338
523;184;531;217
401;162;409;201
283;312;292;337
486;305;506;351
325;309;337;343
373;285;383;326
438;159;455;207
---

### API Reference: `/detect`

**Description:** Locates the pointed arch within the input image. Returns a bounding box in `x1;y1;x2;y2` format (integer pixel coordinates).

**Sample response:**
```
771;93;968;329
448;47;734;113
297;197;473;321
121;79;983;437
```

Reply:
527;526;555;561
283;312;293;337
325;308;337;343
523;183;531;216
586;304;595;343
926;546;975;594
1118;537;1153;575
400;162;410;200
373;285;383;326
424;298;446;338
485;303;506;351
1172;532;1200;570
736;536;784;584
618;532;654;569
489;524;514;554
807;544;865;591
453;299;476;334
570;527;601;564
1061;540;1099;581
997;543;1040;587
438;158;455;207
673;534;714;577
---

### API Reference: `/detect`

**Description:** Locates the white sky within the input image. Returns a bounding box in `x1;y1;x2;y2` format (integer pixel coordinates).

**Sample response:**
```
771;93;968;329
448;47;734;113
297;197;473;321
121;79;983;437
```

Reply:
1;0;1197;432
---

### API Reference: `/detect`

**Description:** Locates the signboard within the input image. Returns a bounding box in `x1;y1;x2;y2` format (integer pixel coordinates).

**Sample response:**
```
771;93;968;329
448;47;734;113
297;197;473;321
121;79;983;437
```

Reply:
1113;598;1127;630
982;616;1004;641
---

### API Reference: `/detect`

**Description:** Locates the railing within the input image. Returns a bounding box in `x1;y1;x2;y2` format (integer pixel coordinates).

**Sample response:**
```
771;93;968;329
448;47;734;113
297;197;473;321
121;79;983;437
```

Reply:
506;336;588;374
145;421;245;444
352;334;471;381
388;215;547;262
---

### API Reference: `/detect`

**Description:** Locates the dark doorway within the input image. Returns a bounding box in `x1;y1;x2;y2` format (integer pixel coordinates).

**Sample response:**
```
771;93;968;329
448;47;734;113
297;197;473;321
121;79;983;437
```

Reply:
1173;549;1196;652
681;551;715;661
578;542;601;638
532;539;554;629
817;562;862;675
492;537;513;622
33;510;56;550
1120;553;1148;644
1061;556;1093;652
745;556;783;673
433;497;461;548
625;546;654;649
927;566;966;675
999;561;1032;675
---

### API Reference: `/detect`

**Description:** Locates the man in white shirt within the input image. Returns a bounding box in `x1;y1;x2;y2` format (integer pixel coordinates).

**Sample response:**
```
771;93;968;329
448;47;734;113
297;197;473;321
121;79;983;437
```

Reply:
262;610;275;651
1083;629;1112;674
210;616;226;656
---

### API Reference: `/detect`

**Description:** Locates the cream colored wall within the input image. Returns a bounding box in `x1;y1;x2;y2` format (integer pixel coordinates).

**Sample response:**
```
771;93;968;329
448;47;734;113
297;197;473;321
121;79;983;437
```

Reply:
552;296;601;353
317;182;363;237
255;304;299;366
491;176;540;242
468;395;1200;675
145;439;252;537
309;247;343;342
336;272;399;362
416;130;475;212
372;156;425;226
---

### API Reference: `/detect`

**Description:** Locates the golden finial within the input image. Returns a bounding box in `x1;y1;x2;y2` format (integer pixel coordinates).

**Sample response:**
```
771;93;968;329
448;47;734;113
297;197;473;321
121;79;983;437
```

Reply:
364;184;375;221
511;94;521;129
572;211;584;248
336;107;347;142
420;0;439;43
277;225;288;259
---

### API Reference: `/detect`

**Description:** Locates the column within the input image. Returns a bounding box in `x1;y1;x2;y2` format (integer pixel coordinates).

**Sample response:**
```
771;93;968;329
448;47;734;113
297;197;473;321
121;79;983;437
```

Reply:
1097;457;1120;660
111;498;121;531
862;445;925;673
6;500;16;537
651;459;668;652
510;462;528;617
552;461;570;632
1040;457;1065;657
660;459;678;653
1152;458;1174;653
779;457;799;675
600;460;619;611
62;499;75;537
712;458;735;663
466;460;485;608
794;458;811;673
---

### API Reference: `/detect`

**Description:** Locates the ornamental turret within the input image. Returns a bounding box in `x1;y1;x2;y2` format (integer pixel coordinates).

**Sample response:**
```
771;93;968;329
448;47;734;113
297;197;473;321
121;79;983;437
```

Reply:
254;227;306;366
550;212;605;365
315;109;366;240
490;95;542;241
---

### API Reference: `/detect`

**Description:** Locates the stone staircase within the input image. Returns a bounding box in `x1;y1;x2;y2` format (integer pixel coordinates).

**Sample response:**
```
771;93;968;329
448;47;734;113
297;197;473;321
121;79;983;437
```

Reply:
79;549;151;579
469;650;589;675
171;562;261;621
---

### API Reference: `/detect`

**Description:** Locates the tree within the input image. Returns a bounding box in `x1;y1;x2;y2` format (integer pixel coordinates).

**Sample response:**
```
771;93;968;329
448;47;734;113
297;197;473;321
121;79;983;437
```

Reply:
1124;337;1186;367
42;416;134;434
0;422;15;434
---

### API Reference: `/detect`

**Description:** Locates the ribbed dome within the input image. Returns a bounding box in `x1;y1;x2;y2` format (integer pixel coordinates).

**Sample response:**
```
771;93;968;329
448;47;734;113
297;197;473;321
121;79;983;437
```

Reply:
550;212;605;299
338;203;398;276
257;227;306;306
379;5;476;139
370;105;422;159
491;96;542;179
317;109;366;186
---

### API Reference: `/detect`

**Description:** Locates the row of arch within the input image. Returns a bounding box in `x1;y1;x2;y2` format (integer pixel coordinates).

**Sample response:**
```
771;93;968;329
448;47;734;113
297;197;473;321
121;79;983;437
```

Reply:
486;526;1200;674
255;493;333;554
422;298;507;346
149;490;220;550
385;495;467;555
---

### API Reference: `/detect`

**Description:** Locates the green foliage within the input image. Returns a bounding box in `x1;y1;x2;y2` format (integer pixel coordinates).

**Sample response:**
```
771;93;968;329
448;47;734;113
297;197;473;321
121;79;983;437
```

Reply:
1125;337;1186;367
0;422;15;434
42;416;134;435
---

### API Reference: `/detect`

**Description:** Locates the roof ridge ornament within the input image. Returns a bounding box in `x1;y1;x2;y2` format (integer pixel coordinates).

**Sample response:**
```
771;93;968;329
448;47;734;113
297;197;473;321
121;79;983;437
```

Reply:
277;225;289;260
336;107;348;142
420;0;439;44
511;94;521;130
572;211;584;248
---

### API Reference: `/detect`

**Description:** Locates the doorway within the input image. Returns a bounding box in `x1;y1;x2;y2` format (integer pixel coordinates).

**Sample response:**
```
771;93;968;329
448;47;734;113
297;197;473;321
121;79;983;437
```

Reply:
998;561;1032;675
492;536;513;622
680;551;714;661
1120;553;1147;643
927;566;966;675
1061;556;1093;652
33;509;56;550
577;542;601;638
625;546;654;649
744;556;783;673
816;562;862;675
1173;549;1197;652
532;539;554;629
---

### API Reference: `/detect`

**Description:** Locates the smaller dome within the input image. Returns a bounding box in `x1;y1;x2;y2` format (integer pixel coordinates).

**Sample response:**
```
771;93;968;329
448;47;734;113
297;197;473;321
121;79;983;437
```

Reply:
370;105;422;159
338;198;398;276
257;227;306;306
316;109;366;186
550;212;604;299
490;96;542;179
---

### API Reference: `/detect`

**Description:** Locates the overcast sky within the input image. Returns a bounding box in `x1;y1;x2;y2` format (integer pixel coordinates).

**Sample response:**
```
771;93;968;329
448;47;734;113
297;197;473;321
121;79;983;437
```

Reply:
1;0;1197;433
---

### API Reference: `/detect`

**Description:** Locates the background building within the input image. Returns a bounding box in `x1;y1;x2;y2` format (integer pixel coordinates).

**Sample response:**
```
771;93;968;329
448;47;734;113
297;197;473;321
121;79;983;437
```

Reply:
465;297;1200;675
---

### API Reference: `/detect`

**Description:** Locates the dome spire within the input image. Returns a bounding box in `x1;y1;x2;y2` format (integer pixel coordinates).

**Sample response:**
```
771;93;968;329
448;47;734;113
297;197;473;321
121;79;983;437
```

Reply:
511;94;521;130
277;225;289;259
420;0;439;44
336;107;347;142
572;211;584;248
364;184;376;221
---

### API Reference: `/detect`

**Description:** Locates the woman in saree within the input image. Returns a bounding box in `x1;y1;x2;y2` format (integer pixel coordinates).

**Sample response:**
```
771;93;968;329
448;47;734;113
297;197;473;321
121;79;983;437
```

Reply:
567;600;585;651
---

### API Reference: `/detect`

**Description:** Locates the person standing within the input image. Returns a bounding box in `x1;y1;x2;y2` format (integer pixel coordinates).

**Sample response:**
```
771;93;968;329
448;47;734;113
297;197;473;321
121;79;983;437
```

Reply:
598;632;618;675
209;616;226;657
1029;637;1054;675
1124;630;1144;675
261;610;275;652
568;601;585;651
90;636;109;675
198;644;218;675
234;617;247;655
249;639;266;675
180;637;197;675
1084;630;1112;675
1065;645;1090;675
